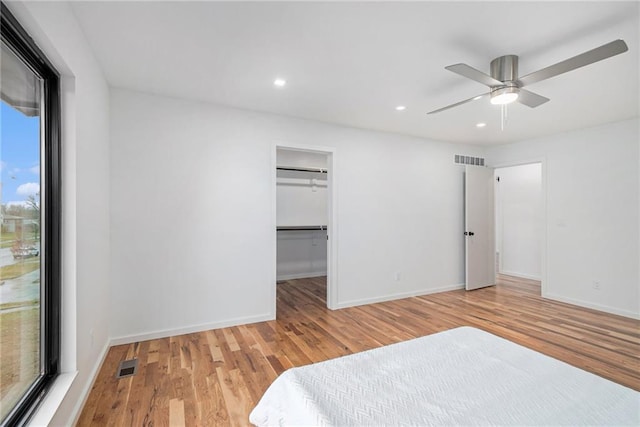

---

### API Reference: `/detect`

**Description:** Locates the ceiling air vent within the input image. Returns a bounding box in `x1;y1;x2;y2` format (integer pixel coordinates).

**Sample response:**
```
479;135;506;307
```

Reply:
116;358;138;379
454;154;485;166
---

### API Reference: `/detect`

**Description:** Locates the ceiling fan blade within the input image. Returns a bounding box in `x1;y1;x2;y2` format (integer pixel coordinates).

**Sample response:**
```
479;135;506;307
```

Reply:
518;39;628;87
445;64;504;87
517;89;550;108
427;93;489;115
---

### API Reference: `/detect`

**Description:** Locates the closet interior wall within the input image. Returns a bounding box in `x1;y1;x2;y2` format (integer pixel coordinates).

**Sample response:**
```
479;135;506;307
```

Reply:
276;149;328;281
495;163;543;281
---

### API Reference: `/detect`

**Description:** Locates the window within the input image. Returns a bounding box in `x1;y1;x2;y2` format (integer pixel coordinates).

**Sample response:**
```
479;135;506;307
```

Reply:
0;3;61;425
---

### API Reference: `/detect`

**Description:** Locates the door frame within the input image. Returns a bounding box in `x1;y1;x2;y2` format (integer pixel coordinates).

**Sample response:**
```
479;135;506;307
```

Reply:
271;143;338;314
490;158;547;296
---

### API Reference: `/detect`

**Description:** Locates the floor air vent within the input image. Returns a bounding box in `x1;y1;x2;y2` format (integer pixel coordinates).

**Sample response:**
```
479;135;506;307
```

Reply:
116;359;138;378
455;154;485;166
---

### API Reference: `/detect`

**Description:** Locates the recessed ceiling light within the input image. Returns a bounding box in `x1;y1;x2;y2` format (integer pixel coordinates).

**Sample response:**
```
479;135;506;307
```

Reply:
476;122;487;128
273;78;287;87
395;105;406;111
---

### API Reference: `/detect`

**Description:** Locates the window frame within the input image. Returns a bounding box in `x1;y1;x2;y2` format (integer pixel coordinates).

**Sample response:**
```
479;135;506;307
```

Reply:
1;3;61;425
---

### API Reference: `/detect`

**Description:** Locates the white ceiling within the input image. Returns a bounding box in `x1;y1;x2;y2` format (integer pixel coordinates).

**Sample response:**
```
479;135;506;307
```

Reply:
70;1;639;145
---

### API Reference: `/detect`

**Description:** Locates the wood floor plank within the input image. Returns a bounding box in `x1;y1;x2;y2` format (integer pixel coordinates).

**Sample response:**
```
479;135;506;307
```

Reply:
215;367;251;427
169;398;185;426
77;276;640;426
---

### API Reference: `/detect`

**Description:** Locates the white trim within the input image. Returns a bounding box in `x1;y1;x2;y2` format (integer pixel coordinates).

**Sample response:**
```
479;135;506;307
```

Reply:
277;272;327;281
60;76;78;375
543;292;640;320
334;284;465;309
499;270;541;281
491;158;546;169
109;313;273;346
270;147;278;320
272;143;338;310
29;372;78;427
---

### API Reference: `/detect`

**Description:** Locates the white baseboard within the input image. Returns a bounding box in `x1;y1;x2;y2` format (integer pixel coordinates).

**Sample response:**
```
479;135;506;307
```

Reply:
334;283;465;309
277;271;326;281
498;270;542;281
110;313;274;346
543;292;640;320
499;270;541;281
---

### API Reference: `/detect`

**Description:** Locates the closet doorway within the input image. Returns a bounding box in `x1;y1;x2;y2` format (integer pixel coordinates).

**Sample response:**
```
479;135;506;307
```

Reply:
273;145;336;313
494;162;543;294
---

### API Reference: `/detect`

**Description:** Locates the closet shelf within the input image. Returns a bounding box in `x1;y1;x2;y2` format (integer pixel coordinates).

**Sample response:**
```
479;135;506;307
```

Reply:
277;225;327;231
277;165;327;174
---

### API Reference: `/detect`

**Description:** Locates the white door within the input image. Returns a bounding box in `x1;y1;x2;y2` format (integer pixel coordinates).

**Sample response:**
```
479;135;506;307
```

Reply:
465;166;496;290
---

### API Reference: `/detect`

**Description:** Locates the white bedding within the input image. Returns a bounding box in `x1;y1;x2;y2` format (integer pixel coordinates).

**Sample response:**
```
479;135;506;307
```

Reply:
249;326;639;426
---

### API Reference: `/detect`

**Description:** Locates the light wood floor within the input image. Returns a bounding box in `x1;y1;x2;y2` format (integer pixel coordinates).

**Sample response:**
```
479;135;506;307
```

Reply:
77;276;640;426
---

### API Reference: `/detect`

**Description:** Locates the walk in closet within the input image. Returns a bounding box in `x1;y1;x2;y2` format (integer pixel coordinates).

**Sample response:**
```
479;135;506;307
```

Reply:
276;149;328;281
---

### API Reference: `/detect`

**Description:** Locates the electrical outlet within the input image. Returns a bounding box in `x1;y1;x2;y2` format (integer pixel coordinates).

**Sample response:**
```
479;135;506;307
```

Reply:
593;281;601;290
395;272;401;282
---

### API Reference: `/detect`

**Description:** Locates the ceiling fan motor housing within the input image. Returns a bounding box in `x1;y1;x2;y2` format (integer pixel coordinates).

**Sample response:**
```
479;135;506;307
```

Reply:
489;55;520;104
490;55;519;84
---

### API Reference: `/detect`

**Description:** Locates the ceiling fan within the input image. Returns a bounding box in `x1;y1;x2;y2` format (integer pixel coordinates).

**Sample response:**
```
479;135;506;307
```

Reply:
427;39;628;114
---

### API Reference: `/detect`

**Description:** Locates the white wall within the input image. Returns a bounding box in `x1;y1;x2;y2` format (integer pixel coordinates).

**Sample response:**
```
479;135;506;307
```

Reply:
110;88;483;341
495;163;542;280
487;119;639;319
7;2;111;425
276;150;328;280
277;229;327;280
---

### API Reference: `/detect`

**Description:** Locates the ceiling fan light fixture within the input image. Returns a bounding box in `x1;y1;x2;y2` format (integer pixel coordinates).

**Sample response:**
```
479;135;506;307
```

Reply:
490;86;519;105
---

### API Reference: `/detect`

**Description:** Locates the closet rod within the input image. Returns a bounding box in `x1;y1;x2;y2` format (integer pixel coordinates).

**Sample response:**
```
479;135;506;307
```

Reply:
277;225;327;231
276;166;328;174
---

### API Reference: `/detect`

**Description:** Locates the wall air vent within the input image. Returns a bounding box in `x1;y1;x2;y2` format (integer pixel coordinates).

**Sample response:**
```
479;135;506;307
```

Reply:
454;154;485;166
116;359;138;379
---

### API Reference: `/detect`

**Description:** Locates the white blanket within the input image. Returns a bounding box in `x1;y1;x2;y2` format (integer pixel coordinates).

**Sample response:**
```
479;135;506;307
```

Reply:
250;326;639;426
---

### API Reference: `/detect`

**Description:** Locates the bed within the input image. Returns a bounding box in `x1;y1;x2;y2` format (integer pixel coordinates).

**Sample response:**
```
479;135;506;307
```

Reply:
249;326;639;426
